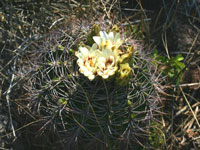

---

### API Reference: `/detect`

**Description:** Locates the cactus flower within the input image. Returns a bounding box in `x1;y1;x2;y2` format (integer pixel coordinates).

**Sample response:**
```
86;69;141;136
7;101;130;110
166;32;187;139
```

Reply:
119;45;134;63
76;30;132;81
75;44;98;80
93;31;123;51
116;63;131;85
96;48;119;79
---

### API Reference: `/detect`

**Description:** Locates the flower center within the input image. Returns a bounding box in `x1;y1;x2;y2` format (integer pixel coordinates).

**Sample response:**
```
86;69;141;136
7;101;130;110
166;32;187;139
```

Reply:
105;58;113;67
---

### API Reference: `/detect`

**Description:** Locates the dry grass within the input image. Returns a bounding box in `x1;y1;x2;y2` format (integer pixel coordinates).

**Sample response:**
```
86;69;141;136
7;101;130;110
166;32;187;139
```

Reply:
0;0;200;150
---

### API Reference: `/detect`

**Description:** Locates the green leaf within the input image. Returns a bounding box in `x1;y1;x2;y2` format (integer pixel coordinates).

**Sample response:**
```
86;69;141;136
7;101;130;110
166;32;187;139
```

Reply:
152;60;157;66
132;25;137;34
176;67;181;73
176;62;185;69
157;56;166;62
152;49;158;58
176;54;184;61
168;71;174;78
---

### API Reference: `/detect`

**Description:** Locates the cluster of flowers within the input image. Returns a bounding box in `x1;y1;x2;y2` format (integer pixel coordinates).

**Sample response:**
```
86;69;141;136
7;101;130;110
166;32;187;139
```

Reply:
75;30;133;83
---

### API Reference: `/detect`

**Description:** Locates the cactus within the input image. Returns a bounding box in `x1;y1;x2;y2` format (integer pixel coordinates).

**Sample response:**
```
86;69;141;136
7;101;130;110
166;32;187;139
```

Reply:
18;24;159;149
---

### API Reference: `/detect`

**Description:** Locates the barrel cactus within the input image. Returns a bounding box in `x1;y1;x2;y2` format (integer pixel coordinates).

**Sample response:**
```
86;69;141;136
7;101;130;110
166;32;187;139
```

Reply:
17;23;159;149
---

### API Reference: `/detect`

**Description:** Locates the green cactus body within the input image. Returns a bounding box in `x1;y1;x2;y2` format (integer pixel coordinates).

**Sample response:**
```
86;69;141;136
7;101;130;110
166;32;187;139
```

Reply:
18;26;159;150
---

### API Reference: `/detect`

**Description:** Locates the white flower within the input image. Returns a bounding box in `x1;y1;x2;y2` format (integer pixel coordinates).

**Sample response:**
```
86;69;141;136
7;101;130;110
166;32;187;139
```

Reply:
93;31;123;51
96;48;119;79
75;44;98;80
76;30;124;80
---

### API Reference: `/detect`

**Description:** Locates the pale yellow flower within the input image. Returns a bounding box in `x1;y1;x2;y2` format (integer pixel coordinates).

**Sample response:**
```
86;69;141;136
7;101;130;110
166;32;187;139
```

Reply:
116;63;131;85
93;31;123;51
118;63;131;78
119;45;134;63
96;48;119;79
75;44;98;80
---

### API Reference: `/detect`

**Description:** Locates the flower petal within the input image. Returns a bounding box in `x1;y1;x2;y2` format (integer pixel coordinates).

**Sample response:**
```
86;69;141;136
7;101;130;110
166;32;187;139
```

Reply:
100;31;108;39
79;47;89;56
108;32;114;40
93;36;101;46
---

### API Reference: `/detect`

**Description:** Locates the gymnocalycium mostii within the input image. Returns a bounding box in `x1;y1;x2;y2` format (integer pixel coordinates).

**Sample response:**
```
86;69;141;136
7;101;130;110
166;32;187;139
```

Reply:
70;25;158;148
18;24;159;149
